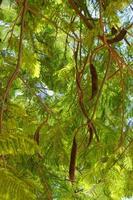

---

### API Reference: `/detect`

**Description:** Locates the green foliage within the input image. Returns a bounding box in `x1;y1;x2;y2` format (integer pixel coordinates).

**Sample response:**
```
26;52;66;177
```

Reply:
0;133;40;155
0;0;132;199
0;168;42;200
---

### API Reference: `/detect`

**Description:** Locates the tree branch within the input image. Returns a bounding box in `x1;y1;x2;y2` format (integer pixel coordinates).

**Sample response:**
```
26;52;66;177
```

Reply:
68;0;94;30
0;0;28;133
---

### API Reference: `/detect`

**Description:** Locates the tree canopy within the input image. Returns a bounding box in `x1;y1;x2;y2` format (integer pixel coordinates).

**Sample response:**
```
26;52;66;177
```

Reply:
0;0;133;199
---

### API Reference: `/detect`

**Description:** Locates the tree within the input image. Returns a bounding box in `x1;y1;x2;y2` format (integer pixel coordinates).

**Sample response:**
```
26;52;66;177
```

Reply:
0;0;133;199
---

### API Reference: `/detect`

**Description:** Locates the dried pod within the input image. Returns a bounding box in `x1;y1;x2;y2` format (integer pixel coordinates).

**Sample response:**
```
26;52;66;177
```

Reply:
69;136;77;183
33;118;48;145
89;63;98;100
88;126;93;146
107;28;127;44
34;127;40;145
111;26;118;35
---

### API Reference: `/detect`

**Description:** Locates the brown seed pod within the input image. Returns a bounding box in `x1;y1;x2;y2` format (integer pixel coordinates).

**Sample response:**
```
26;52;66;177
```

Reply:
33;117;48;145
88;126;93;146
69;136;77;183
111;26;118;35
89;63;98;100
107;28;127;44
34;127;40;145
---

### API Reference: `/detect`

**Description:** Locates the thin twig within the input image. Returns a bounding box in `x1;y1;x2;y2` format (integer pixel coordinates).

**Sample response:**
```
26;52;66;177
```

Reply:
107;69;120;80
89;44;105;64
75;45;98;145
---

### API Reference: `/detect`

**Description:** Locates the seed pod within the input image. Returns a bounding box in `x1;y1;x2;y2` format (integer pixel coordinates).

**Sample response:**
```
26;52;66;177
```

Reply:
89;63;98;100
34;127;40;145
111;26;118;35
107;28;127;44
69;136;77;183
88;126;93;146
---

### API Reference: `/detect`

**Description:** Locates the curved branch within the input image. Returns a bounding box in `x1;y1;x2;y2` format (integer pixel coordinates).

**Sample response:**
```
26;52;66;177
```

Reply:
0;0;28;133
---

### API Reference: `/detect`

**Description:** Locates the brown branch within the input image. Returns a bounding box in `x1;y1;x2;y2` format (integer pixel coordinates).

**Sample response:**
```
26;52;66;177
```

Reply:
68;0;94;30
76;71;88;120
89;45;105;64
75;48;98;146
74;44;90;119
109;47;127;68
0;0;28;134
98;36;128;68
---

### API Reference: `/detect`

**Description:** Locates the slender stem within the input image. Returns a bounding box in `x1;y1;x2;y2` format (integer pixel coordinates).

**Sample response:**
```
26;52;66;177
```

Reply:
0;0;28;134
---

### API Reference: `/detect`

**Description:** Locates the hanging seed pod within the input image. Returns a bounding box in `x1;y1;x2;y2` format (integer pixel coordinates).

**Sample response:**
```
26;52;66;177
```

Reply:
34;127;40;145
89;63;98;100
69;135;77;183
33;117;48;145
107;28;127;44
88;126;93;146
111;26;118;35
